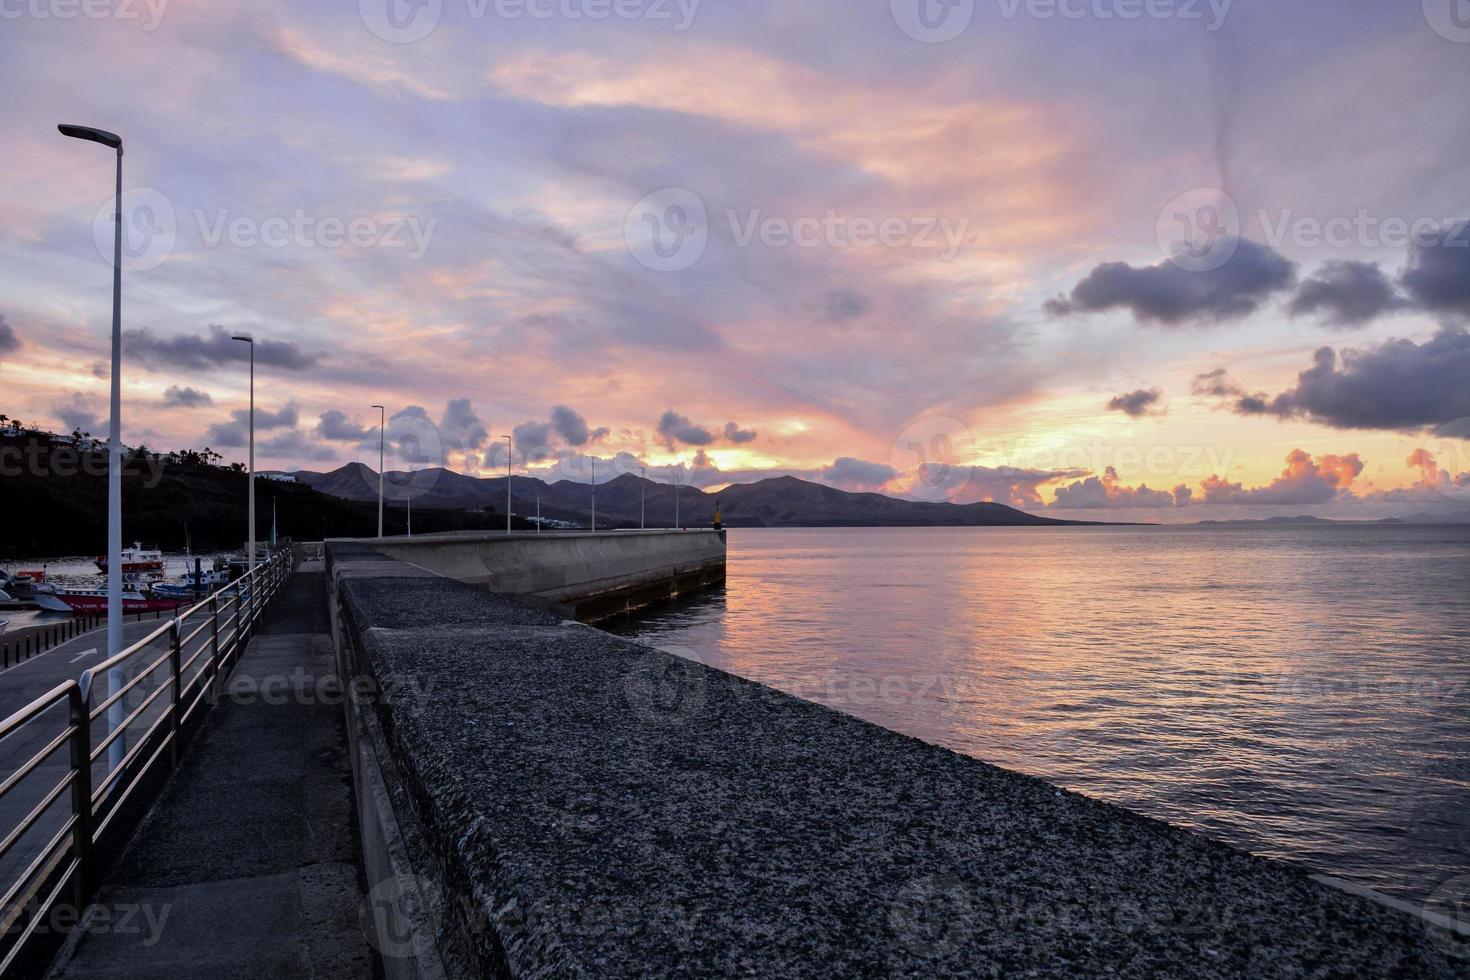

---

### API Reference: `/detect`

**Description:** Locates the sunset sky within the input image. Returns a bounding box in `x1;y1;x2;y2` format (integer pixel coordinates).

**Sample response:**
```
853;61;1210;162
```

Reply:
3;0;1468;521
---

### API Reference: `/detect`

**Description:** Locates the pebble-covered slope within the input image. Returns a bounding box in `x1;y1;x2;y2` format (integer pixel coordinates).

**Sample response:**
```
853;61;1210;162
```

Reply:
327;542;1462;978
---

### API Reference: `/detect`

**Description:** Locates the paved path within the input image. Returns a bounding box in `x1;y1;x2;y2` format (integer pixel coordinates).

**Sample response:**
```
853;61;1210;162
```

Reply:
45;569;375;979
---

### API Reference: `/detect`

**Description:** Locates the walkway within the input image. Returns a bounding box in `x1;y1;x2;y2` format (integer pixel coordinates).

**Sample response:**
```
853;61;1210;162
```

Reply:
44;568;375;978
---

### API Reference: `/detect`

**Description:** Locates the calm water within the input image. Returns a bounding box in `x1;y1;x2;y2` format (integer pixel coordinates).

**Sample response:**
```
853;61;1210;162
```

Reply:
608;525;1470;903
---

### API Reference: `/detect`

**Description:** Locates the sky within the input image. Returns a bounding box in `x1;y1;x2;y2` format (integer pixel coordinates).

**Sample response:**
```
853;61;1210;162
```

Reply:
2;0;1469;522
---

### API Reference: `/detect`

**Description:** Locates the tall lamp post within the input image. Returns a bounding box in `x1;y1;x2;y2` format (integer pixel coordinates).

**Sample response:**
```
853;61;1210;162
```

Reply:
641;467;646;531
59;123;125;770
371;405;385;538
502;435;512;534
590;457;597;532
231;336;256;574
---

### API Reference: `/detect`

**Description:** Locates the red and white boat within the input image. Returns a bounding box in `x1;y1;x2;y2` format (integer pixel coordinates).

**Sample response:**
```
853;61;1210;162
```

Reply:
95;543;166;580
35;587;188;615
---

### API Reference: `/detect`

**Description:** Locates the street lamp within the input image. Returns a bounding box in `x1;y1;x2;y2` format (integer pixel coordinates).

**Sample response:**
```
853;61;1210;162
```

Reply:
231;336;255;574
59;123;125;771
502;435;512;535
590;457;596;533
641;466;646;531
371;405;385;538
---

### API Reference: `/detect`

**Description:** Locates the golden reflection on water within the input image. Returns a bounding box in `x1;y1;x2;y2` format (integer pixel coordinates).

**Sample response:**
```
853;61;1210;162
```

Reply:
610;525;1470;904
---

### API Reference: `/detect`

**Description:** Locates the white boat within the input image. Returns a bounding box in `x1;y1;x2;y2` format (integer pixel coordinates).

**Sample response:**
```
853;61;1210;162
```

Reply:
94;543;166;583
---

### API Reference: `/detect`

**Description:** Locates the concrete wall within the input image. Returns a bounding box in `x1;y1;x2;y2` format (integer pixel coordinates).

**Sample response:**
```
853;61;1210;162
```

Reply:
365;530;725;619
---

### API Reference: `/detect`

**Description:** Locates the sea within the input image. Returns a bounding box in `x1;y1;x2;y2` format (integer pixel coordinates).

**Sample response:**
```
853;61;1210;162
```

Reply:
605;524;1470;905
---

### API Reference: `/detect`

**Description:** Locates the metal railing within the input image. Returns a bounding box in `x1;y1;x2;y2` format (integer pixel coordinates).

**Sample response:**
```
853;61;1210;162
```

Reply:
0;551;291;974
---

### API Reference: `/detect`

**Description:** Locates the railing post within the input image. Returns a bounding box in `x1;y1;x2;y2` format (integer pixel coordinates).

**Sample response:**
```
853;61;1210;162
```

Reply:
168;618;182;768
69;685;94;911
208;595;220;704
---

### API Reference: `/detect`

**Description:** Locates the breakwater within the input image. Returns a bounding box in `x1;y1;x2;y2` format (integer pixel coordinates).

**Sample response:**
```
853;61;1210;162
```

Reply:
366;529;726;620
325;540;1461;978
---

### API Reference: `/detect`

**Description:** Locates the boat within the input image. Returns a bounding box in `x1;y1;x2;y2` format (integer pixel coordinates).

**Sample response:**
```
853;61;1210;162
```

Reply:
152;557;234;601
44;587;188;615
95;543;166;579
0;570;55;602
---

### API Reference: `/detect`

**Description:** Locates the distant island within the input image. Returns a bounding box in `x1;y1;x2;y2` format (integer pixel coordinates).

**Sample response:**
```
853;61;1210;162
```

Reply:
1194;514;1470;527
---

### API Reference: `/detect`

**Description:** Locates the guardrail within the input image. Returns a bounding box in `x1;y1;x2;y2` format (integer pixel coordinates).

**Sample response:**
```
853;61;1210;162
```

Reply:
0;551;291;974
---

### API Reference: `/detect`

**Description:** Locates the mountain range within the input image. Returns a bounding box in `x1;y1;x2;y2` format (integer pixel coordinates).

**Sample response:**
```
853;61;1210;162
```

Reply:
290;463;1098;529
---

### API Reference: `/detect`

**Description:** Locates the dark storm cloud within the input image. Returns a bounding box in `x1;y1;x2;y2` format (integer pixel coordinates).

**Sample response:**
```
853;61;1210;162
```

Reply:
1399;221;1470;317
1191;368;1241;399
655;411;759;449
0;315;19;357
551;405;593;447
1288;261;1404;328
259;429;337;461
512;420;554;461
440;398;488;451
1046;239;1296;326
723;421;758;444
656;411;716;448
203;402;299;447
162;386;213;408
1106;388;1164;418
123;325;318;371
819;457;897;490
1191;368;1272;417
509;406;607;463
315;410;371;442
1243;329;1470;431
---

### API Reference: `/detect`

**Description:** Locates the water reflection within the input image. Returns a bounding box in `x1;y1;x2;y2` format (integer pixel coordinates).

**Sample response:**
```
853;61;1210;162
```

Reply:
607;525;1470;904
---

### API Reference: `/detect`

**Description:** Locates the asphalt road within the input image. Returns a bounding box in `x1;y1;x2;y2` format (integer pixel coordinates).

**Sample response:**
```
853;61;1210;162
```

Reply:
0;617;213;930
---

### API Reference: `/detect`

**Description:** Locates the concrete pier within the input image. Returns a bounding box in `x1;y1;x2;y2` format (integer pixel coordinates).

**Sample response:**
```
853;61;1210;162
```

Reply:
327;542;1461;978
366;529;726;620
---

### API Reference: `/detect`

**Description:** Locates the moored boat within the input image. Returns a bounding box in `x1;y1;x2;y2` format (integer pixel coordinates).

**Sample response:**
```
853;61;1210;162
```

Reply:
46;588;188;615
95;543;166;579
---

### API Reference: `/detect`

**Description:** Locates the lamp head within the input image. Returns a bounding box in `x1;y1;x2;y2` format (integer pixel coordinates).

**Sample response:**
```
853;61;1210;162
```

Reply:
58;124;122;150
230;335;253;344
